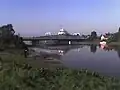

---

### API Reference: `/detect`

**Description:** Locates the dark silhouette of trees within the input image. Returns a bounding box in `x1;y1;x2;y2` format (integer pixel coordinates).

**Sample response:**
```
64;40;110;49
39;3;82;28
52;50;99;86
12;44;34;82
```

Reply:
108;27;120;42
90;31;97;40
90;44;97;53
0;24;26;49
118;27;120;32
0;24;15;44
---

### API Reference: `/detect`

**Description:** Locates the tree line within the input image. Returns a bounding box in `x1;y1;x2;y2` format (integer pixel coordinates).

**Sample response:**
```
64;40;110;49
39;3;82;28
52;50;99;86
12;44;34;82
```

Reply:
0;24;26;49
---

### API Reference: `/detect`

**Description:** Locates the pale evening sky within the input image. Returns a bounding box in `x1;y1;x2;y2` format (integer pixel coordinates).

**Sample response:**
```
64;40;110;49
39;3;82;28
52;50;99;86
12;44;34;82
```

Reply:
1;0;120;36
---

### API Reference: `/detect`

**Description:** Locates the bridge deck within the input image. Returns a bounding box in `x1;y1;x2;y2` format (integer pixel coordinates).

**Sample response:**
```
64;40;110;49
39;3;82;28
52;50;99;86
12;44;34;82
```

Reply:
23;35;88;41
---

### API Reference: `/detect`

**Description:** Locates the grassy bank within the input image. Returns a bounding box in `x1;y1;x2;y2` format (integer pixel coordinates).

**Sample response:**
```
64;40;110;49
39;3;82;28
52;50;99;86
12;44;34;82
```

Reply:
108;42;120;45
0;52;120;90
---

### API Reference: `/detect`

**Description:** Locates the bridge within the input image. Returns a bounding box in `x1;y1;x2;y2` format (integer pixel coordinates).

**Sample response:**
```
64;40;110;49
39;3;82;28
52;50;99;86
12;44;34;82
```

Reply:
23;35;87;40
23;35;89;46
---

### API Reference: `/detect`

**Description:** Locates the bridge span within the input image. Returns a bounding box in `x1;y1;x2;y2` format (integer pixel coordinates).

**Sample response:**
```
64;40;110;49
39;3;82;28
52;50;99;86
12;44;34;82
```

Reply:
23;35;87;40
23;35;89;45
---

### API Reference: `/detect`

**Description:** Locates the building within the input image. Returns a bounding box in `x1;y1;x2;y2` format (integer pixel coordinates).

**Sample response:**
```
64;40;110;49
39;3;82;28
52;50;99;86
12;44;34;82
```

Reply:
101;35;108;40
57;28;70;35
45;32;52;36
73;33;80;36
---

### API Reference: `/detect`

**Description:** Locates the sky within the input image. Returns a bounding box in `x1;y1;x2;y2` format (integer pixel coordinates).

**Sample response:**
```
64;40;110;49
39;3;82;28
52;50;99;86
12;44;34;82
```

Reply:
1;0;120;36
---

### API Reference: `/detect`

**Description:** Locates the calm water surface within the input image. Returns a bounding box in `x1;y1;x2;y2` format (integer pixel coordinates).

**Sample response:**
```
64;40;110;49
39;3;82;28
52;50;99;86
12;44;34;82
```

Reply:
29;45;120;78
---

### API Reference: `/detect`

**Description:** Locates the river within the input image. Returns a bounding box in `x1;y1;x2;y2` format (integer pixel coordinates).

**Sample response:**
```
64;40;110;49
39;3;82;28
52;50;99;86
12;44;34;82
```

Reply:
27;45;120;78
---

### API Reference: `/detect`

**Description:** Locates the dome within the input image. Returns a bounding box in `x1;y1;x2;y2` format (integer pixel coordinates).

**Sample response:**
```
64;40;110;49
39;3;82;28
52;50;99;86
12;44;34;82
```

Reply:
58;28;70;35
60;28;64;32
45;32;52;36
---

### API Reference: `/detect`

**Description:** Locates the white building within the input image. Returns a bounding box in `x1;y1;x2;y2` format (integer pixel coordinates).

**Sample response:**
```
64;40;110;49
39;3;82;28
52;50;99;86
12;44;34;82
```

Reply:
73;33;80;36
58;28;70;35
45;32;52;36
101;35;108;40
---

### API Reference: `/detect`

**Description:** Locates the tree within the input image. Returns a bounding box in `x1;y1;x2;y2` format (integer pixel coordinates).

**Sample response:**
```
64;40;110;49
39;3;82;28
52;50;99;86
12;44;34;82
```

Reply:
109;31;120;42
118;27;120;32
0;24;25;49
0;24;15;44
90;31;97;40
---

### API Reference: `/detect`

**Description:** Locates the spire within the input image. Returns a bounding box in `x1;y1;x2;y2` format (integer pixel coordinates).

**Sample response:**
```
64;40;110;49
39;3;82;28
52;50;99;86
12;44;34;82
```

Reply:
59;25;64;32
60;24;63;28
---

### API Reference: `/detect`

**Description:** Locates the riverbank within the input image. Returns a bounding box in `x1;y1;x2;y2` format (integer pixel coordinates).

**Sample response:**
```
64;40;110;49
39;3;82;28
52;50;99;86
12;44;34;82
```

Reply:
108;42;120;45
0;51;120;90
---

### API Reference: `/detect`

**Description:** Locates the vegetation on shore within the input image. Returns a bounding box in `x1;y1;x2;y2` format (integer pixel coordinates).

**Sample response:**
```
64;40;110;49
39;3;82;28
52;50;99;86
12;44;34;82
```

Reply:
0;24;26;51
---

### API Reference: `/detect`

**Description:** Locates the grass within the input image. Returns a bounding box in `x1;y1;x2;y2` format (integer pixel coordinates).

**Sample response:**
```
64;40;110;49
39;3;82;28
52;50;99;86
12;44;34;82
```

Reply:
108;42;120;45
0;50;120;90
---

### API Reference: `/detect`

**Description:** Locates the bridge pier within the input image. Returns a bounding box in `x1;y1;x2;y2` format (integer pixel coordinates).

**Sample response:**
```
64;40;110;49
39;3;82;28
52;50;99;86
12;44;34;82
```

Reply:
56;40;72;45
68;41;71;45
32;40;36;46
32;40;39;46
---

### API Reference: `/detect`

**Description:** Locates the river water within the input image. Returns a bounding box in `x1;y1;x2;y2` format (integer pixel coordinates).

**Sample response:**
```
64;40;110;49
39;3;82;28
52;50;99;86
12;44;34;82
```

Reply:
28;45;120;78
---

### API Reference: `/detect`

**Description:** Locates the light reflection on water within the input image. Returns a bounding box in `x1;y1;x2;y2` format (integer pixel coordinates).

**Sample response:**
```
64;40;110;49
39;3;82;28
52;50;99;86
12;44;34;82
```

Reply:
28;45;120;78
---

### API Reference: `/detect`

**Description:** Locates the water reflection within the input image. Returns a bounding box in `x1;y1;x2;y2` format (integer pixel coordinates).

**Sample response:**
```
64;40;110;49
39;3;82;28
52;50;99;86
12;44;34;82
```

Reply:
99;45;120;59
28;45;120;78
39;45;85;55
30;45;120;58
117;50;120;59
99;44;114;51
58;50;64;56
29;45;86;61
90;44;97;53
113;46;120;59
31;45;120;56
